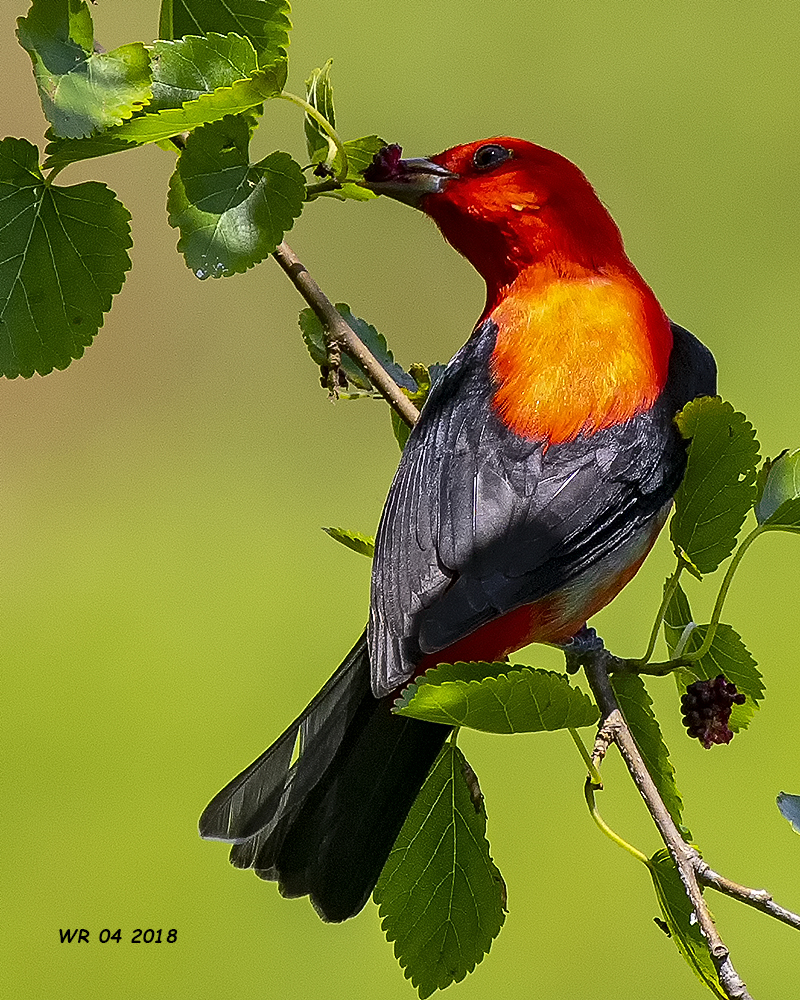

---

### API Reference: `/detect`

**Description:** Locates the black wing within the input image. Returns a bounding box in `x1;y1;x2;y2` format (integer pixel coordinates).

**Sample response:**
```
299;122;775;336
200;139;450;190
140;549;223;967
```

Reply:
369;320;715;696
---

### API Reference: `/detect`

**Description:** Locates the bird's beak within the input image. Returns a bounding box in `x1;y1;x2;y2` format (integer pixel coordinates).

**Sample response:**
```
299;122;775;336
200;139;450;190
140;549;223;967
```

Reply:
361;146;457;208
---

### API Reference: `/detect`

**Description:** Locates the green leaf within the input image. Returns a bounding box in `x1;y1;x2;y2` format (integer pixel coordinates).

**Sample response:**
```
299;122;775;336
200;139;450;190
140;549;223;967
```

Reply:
0;137;132;378
374;744;505;999
159;0;175;40
390;363;445;450
755;449;800;532
167;116;304;278
317;181;377;203
298;304;417;392
671;397;760;574
395;662;600;733
304;60;335;163
663;581;695;654
322;526;375;558
777;792;800;835
648;849;725;998
665;585;764;733
342;135;386;177
43;63;286;171
167;0;292;67
391;408;413;451
17;0;152;139
148;32;259;111
610;672;687;835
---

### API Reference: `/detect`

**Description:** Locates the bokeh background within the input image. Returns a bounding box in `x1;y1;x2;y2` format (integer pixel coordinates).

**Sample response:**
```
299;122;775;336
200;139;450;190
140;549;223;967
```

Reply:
3;2;799;998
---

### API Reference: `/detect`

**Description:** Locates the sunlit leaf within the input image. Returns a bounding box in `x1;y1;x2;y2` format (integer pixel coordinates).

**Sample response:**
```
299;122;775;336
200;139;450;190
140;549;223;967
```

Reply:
342;135;386;177
43;64;285;171
395;661;599;733
671;397;760;574
165;0;292;67
777;792;800;835
304;59;335;163
0;137;131;378
374;743;505;999
167;116;304;278
148;32;259;111
665;585;763;733
17;0;152;138
322;526;375;558
648;849;724;998
755;449;800;532
610;672;687;835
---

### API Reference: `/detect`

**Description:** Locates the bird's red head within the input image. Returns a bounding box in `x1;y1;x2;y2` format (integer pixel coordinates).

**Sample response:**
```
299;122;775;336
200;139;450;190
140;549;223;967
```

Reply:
365;138;629;310
364;138;673;444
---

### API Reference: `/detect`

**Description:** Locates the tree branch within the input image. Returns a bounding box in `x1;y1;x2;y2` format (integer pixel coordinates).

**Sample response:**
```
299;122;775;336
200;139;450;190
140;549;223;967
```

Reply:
583;650;754;1000
270;239;799;997
272;242;420;428
697;862;800;932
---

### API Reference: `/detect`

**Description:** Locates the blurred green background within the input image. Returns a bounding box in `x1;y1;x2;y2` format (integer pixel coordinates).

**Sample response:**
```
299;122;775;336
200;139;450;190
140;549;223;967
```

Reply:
2;2;799;998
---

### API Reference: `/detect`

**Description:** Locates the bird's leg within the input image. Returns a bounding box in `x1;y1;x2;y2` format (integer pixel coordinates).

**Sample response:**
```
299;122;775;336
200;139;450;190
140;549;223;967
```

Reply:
561;625;605;674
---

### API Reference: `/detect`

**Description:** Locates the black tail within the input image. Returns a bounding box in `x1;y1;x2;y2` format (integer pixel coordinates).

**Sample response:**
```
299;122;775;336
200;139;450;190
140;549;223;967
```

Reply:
199;632;449;922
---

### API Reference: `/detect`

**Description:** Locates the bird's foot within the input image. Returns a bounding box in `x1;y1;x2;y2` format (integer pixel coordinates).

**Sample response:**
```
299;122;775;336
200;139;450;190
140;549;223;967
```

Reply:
561;626;605;674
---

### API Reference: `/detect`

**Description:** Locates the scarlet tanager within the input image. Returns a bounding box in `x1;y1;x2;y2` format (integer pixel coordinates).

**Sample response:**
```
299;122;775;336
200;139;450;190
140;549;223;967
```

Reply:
200;138;716;921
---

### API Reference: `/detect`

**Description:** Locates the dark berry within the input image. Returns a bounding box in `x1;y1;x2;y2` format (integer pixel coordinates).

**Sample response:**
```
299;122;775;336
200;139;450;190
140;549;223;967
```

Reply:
680;675;746;749
363;144;404;183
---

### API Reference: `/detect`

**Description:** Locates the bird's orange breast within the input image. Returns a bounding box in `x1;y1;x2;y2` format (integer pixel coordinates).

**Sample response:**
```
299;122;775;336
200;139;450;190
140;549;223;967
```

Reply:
490;267;672;445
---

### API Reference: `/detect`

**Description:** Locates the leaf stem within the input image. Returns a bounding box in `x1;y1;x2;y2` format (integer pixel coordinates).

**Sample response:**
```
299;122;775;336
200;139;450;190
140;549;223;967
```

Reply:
635;563;683;665
584;780;649;865
278;92;349;181
569;728;603;786
683;525;765;662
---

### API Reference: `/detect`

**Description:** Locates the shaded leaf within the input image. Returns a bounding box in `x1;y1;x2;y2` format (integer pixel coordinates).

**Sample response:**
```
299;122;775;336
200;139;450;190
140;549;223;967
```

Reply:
304;59;335;163
322;526;375;558
395;662;599;733
391;363;445;450
43;64;285;171
167;116;304;278
671;397;760;574
391;408;413;451
0;137;131;378
777;792;800;835
17;0;152;138
298;304;417;392
166;0;292;67
374;743;505;999
149;32;258;111
755;449;800;532
610;672;687;835
665;585;763;733
648;849;724;998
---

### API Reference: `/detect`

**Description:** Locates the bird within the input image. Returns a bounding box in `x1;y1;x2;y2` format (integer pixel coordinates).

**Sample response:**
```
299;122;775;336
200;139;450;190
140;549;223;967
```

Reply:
199;138;716;922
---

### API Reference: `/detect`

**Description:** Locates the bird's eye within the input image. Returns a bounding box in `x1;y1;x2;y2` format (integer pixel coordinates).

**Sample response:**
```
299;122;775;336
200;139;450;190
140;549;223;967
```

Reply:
472;144;511;171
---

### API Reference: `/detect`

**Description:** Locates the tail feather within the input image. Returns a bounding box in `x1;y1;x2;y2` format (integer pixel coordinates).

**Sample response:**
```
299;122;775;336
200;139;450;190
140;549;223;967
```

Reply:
200;632;449;922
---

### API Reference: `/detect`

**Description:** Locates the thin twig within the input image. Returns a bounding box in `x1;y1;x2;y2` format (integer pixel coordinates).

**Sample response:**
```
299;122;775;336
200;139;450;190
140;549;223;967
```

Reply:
272;242;420;428
697;862;800;932
583;651;753;1000
610;656;693;676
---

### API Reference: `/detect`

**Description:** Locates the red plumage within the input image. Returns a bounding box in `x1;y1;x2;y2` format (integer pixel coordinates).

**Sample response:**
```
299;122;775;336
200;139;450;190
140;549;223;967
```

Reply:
200;139;716;921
